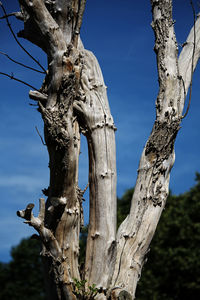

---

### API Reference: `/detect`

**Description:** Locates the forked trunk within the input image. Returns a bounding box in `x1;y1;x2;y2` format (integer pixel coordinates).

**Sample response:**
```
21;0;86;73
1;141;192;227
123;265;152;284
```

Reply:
15;0;200;299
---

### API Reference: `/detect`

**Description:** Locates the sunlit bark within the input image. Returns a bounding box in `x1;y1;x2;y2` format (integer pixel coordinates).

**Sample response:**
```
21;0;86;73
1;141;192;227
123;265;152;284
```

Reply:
14;0;200;299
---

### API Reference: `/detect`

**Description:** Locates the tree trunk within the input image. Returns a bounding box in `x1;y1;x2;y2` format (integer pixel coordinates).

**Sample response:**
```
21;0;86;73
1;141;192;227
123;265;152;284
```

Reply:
15;0;200;299
74;49;117;291
110;1;200;298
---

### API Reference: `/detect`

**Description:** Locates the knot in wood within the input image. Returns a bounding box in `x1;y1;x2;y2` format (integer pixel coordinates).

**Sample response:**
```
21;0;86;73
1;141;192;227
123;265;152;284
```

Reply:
118;290;132;300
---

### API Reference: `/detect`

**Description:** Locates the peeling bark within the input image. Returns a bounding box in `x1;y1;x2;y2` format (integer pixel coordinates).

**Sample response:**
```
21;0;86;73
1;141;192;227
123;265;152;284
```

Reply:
15;0;200;299
17;1;86;299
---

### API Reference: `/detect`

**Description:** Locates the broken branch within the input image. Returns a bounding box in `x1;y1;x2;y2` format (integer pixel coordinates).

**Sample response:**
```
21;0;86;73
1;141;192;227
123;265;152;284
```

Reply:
17;198;62;259
29;90;48;102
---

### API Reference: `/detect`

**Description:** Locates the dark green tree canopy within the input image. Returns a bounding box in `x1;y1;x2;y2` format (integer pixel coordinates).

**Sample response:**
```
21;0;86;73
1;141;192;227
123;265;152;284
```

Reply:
116;174;200;299
136;173;200;299
1;175;200;299
0;238;46;300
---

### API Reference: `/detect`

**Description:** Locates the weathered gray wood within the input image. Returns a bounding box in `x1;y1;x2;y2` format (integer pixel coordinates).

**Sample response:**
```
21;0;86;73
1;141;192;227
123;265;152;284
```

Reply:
15;1;200;299
179;14;200;112
17;1;87;299
74;49;117;291
109;1;200;299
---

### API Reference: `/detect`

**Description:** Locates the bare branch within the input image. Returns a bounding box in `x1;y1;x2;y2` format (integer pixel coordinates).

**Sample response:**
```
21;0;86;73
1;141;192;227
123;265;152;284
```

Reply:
111;2;181;297
17;203;35;221
0;71;39;90
35;126;46;146
0;2;46;73
0;11;23;20
18;0;66;58
29;103;38;107
178;9;200;114
0;51;45;74
72;0;87;47
83;182;89;194
17;198;62;259
182;0;196;119
29;90;48;102
149;0;181;120
38;197;45;220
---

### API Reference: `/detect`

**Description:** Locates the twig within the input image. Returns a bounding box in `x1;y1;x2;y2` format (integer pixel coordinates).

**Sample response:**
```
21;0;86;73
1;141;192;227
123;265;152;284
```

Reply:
182;0;196;119
0;51;45;74
0;71;39;90
181;76;186;105
35;126;46;146
83;182;89;194
0;2;47;74
0;11;23;20
29;103;38;106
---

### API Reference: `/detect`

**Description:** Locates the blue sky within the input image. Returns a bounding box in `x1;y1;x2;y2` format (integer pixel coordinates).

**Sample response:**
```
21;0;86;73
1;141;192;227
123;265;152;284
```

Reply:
0;0;200;262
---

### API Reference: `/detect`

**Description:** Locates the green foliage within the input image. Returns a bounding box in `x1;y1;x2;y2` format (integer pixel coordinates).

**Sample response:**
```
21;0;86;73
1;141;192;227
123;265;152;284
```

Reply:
0;238;46;300
117;188;134;228
73;278;98;299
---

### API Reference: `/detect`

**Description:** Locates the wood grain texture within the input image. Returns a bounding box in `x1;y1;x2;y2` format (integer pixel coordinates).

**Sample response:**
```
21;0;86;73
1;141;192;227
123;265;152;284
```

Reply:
16;1;200;299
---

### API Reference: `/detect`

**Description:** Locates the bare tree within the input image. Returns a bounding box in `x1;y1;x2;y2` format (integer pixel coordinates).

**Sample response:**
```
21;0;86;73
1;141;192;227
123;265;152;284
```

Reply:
1;0;200;299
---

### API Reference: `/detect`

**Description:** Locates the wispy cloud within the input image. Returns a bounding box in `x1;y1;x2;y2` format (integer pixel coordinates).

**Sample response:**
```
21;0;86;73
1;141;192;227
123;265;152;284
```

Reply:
0;174;48;192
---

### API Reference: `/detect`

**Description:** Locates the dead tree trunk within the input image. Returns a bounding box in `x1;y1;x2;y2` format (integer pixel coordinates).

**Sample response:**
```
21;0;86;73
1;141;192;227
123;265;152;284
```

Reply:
14;0;200;299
